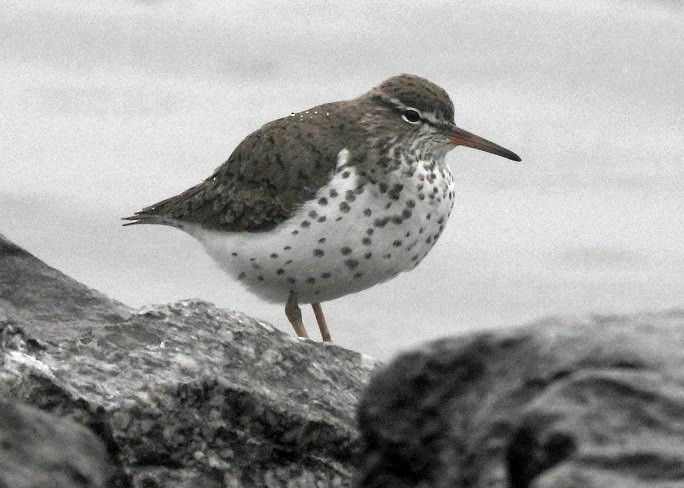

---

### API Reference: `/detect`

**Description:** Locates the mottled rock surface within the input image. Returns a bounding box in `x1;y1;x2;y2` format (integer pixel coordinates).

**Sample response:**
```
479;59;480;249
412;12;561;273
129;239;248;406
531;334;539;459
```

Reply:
0;234;376;487
356;310;684;488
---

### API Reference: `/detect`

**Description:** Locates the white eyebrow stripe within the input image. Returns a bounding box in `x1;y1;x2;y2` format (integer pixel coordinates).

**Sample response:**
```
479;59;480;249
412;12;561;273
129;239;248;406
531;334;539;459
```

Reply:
388;98;440;123
389;97;403;107
421;111;439;124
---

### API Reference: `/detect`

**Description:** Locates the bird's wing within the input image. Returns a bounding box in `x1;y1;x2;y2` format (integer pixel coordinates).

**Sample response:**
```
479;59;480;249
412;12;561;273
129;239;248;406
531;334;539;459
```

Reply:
124;103;360;232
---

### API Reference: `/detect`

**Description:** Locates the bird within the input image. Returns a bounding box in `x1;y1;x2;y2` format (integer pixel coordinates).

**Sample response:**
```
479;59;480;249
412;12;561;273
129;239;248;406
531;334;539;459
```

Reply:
123;74;520;342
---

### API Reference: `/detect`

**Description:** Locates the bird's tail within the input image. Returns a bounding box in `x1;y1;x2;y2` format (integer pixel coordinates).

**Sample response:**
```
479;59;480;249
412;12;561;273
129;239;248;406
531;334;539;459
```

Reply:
121;213;185;229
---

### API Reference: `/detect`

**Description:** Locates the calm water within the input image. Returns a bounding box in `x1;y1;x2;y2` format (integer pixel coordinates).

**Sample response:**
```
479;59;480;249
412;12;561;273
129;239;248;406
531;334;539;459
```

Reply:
1;0;682;359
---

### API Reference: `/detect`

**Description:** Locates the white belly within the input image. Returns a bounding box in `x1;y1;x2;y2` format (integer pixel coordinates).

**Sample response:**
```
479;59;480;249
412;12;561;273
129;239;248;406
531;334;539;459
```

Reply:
189;160;455;304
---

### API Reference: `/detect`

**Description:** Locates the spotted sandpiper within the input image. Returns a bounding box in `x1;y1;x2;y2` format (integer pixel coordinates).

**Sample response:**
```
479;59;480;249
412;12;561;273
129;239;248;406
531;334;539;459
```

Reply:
124;74;520;342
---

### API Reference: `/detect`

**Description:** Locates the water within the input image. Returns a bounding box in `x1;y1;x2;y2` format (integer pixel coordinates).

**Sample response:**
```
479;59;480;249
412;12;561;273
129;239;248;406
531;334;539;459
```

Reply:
1;0;682;359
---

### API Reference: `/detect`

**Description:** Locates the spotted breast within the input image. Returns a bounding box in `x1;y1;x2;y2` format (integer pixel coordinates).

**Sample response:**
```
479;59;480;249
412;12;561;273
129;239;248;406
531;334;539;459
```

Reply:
189;148;455;304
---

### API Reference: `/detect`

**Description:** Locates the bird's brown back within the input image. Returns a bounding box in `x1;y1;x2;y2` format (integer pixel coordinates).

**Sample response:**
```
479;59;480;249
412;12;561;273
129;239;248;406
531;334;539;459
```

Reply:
130;100;368;232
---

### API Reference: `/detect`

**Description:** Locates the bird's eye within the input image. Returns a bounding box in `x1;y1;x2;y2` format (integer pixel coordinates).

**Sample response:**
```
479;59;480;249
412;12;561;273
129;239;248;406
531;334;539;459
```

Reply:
401;108;421;124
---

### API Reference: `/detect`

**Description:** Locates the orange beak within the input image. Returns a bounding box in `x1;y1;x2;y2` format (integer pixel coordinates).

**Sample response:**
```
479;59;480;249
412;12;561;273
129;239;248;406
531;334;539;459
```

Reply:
448;125;521;162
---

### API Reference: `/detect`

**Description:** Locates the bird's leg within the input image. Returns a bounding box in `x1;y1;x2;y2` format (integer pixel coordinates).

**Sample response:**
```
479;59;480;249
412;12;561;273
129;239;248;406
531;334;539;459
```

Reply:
285;291;308;339
312;303;332;342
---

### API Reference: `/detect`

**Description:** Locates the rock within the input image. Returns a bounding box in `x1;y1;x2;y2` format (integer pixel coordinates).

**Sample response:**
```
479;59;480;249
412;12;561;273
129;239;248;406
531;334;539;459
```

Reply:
0;397;114;488
0;233;377;487
5;232;683;487
356;310;684;487
0;233;132;341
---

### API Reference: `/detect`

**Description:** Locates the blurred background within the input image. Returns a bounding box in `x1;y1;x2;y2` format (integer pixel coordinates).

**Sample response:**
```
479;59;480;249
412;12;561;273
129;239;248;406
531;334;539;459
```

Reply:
1;0;682;359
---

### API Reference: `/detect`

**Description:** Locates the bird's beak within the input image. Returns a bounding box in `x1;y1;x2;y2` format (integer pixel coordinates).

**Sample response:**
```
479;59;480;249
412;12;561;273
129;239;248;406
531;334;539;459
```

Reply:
448;125;521;162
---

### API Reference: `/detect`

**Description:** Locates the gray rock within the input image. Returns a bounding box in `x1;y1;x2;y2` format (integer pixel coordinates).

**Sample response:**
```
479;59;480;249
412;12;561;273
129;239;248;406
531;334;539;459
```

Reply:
0;233;132;341
0;397;113;488
356;310;684;487
0;233;377;487
5;232;684;487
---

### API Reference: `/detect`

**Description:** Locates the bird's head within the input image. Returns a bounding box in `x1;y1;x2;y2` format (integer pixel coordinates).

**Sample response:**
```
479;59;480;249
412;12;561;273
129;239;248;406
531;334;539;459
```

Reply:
362;74;521;162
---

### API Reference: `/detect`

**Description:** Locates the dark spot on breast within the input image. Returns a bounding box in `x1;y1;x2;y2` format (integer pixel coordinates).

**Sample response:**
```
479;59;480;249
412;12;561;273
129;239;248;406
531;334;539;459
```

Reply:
270;253;278;258
383;253;392;259
388;183;403;200
292;230;299;235
301;221;311;228
418;193;425;200
363;208;372;216
341;170;351;179
313;249;324;257
406;199;416;208
309;210;318;218
402;209;412;219
412;254;419;261
257;276;264;281
329;189;338;198
355;185;365;195
284;245;291;250
238;272;245;279
345;190;356;202
318;237;326;243
426;236;433;244
426;213;431;220
231;252;238;257
378;182;388;193
321;272;331;279
366;228;374;235
318;197;328;206
362;237;372;246
276;269;284;275
437;217;444;224
374;217;390;228
393;240;402;247
306;277;316;284
249;257;256;262
345;259;359;269
318;216;327;222
353;272;364;279
339;202;351;213
391;215;403;225
364;252;372;259
287;277;296;284
285;260;293;265
341;247;352;255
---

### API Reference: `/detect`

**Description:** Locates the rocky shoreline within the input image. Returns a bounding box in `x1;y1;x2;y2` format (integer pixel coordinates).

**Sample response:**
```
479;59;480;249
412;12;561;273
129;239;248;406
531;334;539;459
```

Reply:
2;233;683;487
